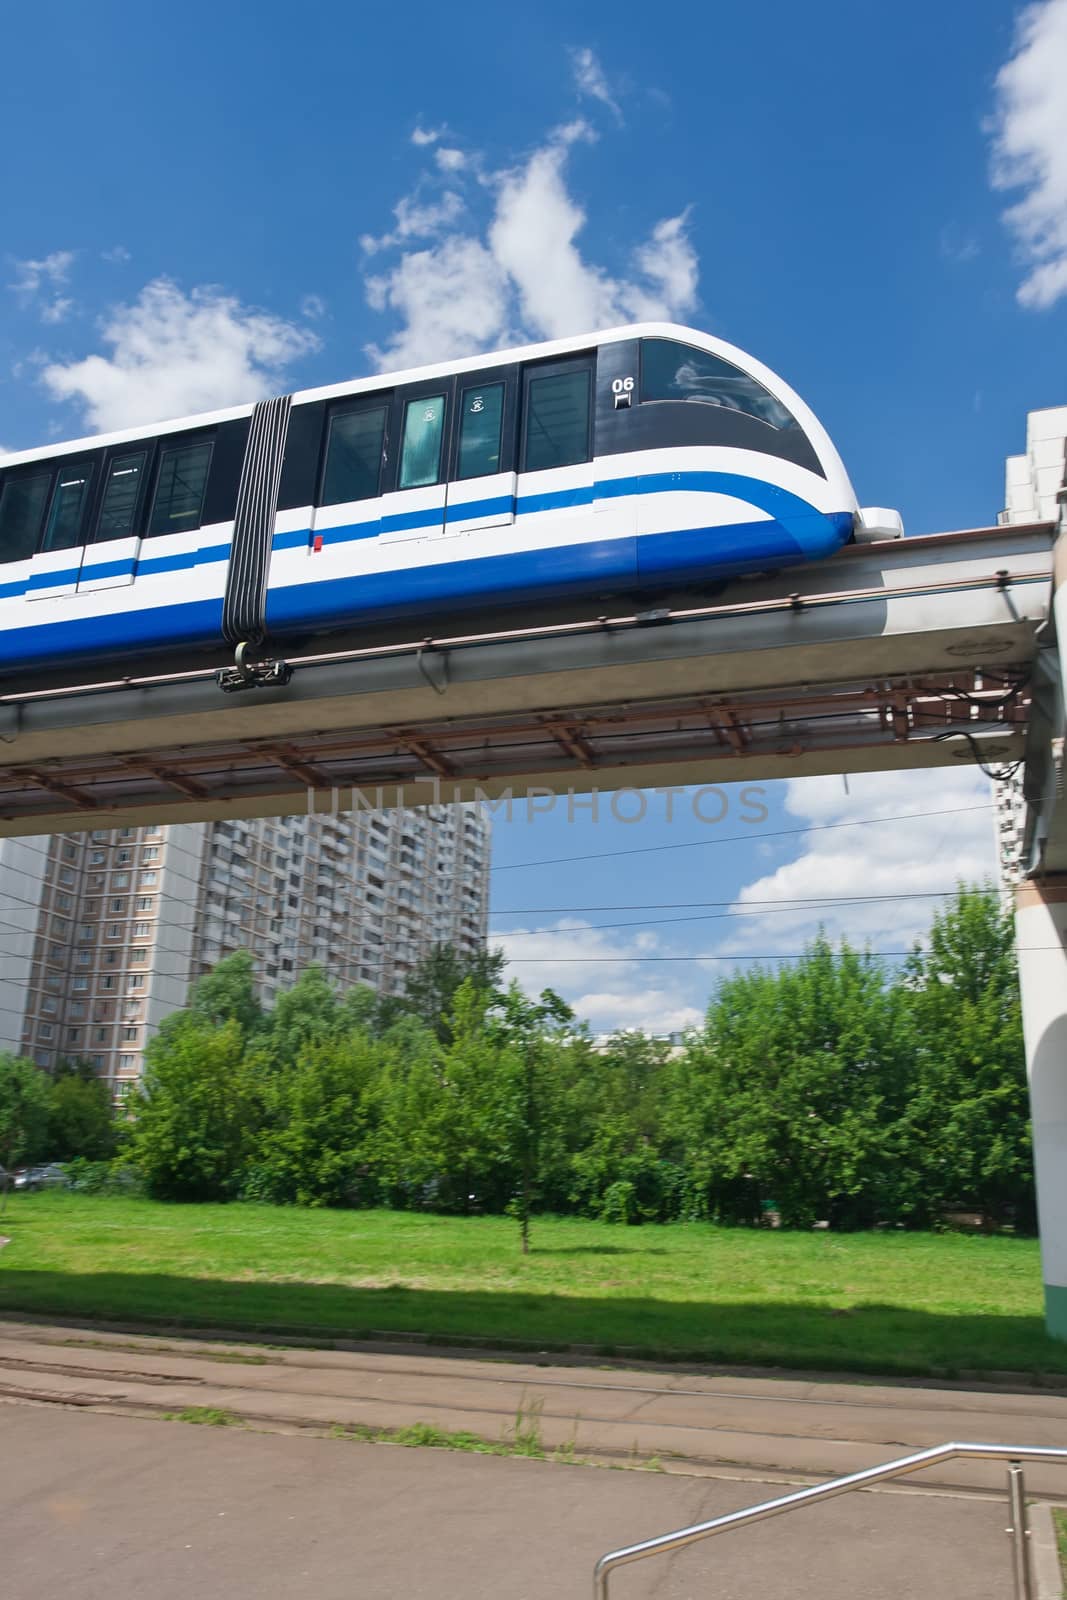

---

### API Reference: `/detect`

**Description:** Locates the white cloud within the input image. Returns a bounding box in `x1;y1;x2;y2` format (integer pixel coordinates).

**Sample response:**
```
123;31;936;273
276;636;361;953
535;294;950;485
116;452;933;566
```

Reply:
101;245;131;264
39;296;74;325
496;917;704;1034
488;128;698;337
411;125;443;146
990;0;1067;308
626;212;699;320
571;46;623;123
300;292;327;320
41;278;321;432
720;769;997;959
9;250;74;298
363;119;699;369
365;237;511;371
361;189;466;255
9;250;77;323
435;147;467;173
489;130;619;337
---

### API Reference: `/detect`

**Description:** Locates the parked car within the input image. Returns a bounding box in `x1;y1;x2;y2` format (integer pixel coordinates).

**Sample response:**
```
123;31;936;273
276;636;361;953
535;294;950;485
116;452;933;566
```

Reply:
13;1164;68;1192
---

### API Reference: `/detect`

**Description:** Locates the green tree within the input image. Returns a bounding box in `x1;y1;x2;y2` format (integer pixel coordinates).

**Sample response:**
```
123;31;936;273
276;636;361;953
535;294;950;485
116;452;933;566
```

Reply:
567;1032;681;1222
902;885;1032;1227
429;981;520;1214
265;964;340;1068
487;983;574;1252
94;885;1034;1233
130;1018;261;1200
249;1033;382;1205
47;1064;117;1163
398;943;507;1042
360;1016;447;1205
189;950;264;1037
697;939;910;1228
0;1054;52;1208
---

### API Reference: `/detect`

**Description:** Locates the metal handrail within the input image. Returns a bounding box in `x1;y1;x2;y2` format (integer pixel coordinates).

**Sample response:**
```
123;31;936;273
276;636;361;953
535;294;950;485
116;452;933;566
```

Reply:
593;1441;1067;1600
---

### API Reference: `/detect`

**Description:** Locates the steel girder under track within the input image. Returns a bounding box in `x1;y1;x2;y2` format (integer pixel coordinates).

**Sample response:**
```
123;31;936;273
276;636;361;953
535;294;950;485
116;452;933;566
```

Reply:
0;521;1053;835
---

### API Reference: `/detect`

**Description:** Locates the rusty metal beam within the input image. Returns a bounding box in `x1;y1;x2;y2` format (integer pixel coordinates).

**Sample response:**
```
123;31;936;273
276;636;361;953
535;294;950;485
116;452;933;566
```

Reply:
258;744;329;788
540;719;596;769
392;734;456;779
14;768;98;809
130;761;210;800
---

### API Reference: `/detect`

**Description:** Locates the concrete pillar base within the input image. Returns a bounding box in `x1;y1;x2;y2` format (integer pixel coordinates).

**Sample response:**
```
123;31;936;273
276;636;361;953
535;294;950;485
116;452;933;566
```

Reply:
1045;1284;1067;1342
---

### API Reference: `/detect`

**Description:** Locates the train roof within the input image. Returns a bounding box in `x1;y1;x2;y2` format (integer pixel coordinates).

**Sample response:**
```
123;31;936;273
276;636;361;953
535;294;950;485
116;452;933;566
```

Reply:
0;322;821;469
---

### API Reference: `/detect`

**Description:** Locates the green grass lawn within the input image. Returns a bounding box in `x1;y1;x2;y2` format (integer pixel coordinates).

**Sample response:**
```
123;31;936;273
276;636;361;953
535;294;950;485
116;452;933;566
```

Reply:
0;1193;1062;1380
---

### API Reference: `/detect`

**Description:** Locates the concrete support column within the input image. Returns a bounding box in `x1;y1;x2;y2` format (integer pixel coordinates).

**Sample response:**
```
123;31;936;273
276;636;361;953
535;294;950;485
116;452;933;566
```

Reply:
1016;877;1067;1339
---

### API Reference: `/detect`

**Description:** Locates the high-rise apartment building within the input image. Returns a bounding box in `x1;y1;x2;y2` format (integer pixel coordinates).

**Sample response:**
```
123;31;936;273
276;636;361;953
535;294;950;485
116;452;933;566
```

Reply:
0;804;490;1096
995;404;1067;887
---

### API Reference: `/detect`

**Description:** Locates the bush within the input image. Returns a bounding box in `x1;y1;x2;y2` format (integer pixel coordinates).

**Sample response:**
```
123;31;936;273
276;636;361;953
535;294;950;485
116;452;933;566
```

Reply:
600;1180;639;1225
64;1157;142;1196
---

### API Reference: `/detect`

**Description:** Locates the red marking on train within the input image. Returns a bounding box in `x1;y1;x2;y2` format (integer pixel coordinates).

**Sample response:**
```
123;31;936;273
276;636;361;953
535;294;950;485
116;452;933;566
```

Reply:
313;534;324;552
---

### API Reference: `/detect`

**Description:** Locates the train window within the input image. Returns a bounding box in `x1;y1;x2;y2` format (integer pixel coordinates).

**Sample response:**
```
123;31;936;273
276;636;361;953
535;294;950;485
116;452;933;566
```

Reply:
95;451;147;542
522;365;591;473
399;394;447;489
640;339;800;433
321;406;386;505
0;471;51;562
457;382;504;480
147;440;212;537
42;463;94;551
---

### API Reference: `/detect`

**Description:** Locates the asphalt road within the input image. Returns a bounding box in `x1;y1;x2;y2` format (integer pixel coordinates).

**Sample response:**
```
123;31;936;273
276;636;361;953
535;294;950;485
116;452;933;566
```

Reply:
0;1403;1039;1600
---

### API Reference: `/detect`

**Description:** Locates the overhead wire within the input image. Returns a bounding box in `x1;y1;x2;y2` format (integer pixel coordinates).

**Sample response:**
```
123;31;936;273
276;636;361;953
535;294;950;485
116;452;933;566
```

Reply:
492;803;995;871
490;887;1012;915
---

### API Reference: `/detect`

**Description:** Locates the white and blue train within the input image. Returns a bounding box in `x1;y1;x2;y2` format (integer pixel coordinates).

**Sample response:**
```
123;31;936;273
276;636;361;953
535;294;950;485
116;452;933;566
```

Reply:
0;324;898;683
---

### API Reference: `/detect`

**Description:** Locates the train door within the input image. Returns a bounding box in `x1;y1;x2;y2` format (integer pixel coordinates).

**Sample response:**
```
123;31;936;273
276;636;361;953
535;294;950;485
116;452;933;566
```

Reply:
26;459;96;600
76;447;148;592
514;356;596;537
380;380;454;545
443;366;517;535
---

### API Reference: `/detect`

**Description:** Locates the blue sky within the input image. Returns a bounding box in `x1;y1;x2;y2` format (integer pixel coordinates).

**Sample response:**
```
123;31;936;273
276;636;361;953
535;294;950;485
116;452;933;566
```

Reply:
2;0;1064;1029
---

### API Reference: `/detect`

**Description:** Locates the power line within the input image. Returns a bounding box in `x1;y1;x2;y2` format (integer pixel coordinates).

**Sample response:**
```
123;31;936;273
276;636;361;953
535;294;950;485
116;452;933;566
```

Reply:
502;948;1057;964
0;883;988;949
490;887;1008;915
490;895;1007;940
491;804;995;871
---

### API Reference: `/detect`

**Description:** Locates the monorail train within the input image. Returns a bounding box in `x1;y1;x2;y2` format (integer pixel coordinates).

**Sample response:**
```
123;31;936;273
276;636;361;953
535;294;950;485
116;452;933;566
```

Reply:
0;323;899;682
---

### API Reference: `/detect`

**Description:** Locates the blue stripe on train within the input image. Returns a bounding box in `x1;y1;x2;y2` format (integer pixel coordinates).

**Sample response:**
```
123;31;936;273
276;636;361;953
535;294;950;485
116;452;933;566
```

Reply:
270;474;842;557
0;596;225;667
28;565;82;590
0;471;842;594
264;511;850;634
6;541;234;598
267;532;638;632
0;473;852;668
0;514;838;669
